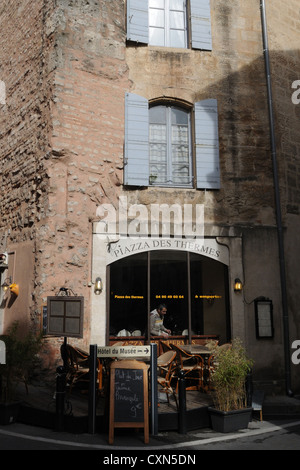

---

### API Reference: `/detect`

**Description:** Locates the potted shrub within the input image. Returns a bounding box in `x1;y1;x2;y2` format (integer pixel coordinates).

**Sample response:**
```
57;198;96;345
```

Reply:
0;321;43;424
208;338;254;433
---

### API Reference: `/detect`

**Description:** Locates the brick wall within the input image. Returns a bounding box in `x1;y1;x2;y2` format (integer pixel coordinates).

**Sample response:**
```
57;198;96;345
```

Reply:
0;0;51;233
37;0;130;347
0;0;54;330
0;0;130;349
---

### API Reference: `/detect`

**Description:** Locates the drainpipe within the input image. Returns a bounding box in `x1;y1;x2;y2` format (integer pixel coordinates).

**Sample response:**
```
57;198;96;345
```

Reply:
260;0;293;396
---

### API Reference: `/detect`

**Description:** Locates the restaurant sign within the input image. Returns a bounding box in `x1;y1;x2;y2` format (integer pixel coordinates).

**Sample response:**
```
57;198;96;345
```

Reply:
105;237;229;266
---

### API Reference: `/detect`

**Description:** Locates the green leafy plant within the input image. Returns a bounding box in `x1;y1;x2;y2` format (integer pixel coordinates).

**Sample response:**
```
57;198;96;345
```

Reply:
211;339;253;412
0;321;43;403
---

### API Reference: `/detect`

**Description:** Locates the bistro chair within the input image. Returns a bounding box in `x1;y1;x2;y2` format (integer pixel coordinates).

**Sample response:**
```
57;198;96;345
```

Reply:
170;343;204;392
60;343;103;396
117;329;131;337
160;341;172;353
131;330;142;336
157;350;178;408
110;341;125;347
182;329;195;335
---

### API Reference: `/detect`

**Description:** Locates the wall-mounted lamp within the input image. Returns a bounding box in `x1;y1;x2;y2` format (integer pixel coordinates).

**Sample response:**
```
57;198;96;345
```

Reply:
1;277;19;296
1;276;12;292
0;252;8;265
94;277;103;295
9;283;19;297
234;278;243;292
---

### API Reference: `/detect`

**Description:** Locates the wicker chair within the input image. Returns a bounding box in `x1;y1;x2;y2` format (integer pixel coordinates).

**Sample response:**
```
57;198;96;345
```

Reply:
60;343;103;395
170;343;204;392
160;341;172;353
157;350;178;408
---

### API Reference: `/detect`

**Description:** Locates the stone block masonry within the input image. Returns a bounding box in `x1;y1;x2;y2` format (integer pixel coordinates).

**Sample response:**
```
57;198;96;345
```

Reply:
0;0;55;333
0;1;53;235
0;0;130;349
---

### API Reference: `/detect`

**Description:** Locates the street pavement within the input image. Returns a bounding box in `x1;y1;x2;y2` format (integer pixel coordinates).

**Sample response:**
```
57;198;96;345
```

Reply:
0;417;300;454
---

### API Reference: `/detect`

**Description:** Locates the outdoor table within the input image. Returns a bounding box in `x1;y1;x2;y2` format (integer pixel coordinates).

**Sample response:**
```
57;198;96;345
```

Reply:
180;344;213;392
180;344;210;355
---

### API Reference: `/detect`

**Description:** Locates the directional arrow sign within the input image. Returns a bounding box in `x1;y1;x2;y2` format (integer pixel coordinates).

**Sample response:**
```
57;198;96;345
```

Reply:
97;345;151;358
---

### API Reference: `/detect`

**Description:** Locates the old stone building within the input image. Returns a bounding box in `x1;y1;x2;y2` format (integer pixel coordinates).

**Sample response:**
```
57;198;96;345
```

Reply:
0;0;299;394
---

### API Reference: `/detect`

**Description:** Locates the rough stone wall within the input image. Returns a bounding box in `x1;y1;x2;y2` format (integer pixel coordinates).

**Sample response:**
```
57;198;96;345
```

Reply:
125;0;274;228
0;0;129;350
37;0;130;347
264;0;300;391
0;0;129;347
0;0;53;233
264;0;300;217
0;0;54;330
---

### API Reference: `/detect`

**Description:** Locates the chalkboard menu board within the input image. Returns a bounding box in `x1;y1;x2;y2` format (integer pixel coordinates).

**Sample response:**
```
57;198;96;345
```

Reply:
109;360;149;444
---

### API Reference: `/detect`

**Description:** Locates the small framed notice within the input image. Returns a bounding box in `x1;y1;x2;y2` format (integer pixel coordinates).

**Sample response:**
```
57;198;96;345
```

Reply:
46;296;84;338
255;298;274;339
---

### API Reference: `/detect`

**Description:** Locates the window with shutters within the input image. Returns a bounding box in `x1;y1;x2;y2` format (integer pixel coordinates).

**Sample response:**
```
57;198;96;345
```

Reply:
124;93;220;190
149;0;187;48
149;105;192;186
127;0;212;51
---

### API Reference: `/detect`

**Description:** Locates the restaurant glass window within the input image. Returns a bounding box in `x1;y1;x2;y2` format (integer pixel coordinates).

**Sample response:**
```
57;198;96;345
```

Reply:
150;251;188;333
109;253;148;337
108;250;229;343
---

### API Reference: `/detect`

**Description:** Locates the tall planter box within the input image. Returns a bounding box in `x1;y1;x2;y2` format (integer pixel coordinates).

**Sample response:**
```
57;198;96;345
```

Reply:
208;407;252;433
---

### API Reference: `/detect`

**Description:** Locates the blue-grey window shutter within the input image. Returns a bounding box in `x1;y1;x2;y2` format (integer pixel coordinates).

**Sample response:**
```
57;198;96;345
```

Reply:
124;93;149;186
194;99;220;189
127;0;149;44
190;0;212;50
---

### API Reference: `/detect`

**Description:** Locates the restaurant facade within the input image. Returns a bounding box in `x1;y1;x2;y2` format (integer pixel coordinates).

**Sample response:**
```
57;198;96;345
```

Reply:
0;0;300;395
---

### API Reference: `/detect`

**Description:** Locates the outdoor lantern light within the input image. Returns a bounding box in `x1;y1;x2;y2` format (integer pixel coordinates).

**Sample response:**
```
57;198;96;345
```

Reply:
1;277;19;296
94;277;103;295
1;276;12;292
0;253;8;265
9;283;19;297
234;278;243;292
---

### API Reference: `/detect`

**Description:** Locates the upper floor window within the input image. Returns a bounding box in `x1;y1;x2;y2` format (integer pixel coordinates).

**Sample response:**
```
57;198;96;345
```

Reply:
124;93;220;189
149;105;191;186
149;0;187;48
127;0;212;51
